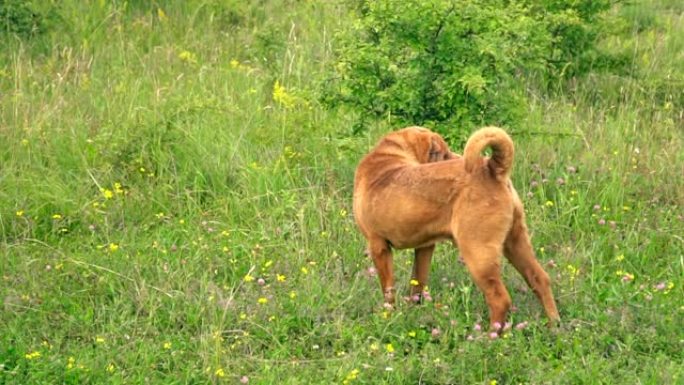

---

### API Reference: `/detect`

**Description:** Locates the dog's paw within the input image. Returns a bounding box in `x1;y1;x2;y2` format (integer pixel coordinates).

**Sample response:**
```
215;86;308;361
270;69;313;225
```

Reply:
547;317;562;330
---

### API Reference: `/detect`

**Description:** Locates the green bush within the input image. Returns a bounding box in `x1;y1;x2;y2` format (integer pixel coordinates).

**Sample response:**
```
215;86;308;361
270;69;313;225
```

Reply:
0;0;47;37
323;0;618;137
527;0;618;77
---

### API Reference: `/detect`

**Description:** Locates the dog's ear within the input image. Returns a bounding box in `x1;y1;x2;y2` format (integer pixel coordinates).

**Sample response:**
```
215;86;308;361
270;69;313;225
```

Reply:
427;137;441;162
408;129;451;163
427;134;452;162
413;133;434;163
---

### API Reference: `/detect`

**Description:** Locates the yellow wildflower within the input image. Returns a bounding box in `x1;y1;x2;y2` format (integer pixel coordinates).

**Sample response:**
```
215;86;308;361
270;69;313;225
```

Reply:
109;243;119;252
616;270;634;282
101;189;114;199
410;279;419;286
178;50;197;63
114;182;124;194
25;351;41;360
52;214;62;219
277;274;286;282
385;343;395;353
163;342;172;350
106;363;115;373
244;274;254;282
566;264;579;282
212;331;224;342
215;368;225;377
272;80;296;108
257;297;268;305
16;210;24;217
343;368;360;384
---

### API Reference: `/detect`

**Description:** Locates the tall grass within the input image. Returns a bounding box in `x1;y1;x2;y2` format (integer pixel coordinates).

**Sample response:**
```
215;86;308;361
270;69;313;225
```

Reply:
1;0;682;383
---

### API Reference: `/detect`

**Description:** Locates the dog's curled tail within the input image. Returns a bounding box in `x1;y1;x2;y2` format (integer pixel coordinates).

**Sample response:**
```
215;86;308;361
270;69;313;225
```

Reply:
464;126;514;179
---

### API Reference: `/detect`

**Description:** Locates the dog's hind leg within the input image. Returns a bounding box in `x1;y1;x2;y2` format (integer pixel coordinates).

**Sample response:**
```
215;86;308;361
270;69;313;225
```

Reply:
410;245;435;299
368;237;396;305
458;242;511;330
503;208;560;325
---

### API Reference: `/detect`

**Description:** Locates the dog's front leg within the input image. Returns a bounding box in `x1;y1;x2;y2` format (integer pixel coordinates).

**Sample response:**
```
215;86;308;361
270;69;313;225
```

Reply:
410;245;435;300
368;238;396;305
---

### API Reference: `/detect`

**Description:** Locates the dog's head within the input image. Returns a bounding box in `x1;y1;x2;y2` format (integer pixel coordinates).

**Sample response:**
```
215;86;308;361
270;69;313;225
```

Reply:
379;126;454;164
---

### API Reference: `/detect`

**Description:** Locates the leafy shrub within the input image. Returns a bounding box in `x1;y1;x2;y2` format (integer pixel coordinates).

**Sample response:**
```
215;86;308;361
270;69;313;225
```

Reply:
526;0;618;77
0;0;47;37
323;0;619;137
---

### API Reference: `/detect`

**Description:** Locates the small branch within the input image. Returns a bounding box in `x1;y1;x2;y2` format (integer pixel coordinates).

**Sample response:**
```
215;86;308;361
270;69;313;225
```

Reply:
23;238;176;298
67;258;175;298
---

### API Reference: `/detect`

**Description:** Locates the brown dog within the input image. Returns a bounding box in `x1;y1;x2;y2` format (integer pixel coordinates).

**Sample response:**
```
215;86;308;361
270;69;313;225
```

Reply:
353;126;560;328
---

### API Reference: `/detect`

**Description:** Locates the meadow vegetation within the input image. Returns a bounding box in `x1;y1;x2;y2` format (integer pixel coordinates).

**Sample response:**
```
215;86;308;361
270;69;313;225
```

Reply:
1;0;682;383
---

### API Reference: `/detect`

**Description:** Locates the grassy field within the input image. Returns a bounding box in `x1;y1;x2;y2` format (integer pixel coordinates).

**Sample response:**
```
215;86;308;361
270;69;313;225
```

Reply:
1;1;683;384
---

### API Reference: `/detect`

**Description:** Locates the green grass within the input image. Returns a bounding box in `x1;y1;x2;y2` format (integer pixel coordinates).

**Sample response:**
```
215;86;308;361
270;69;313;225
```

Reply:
1;0;682;384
